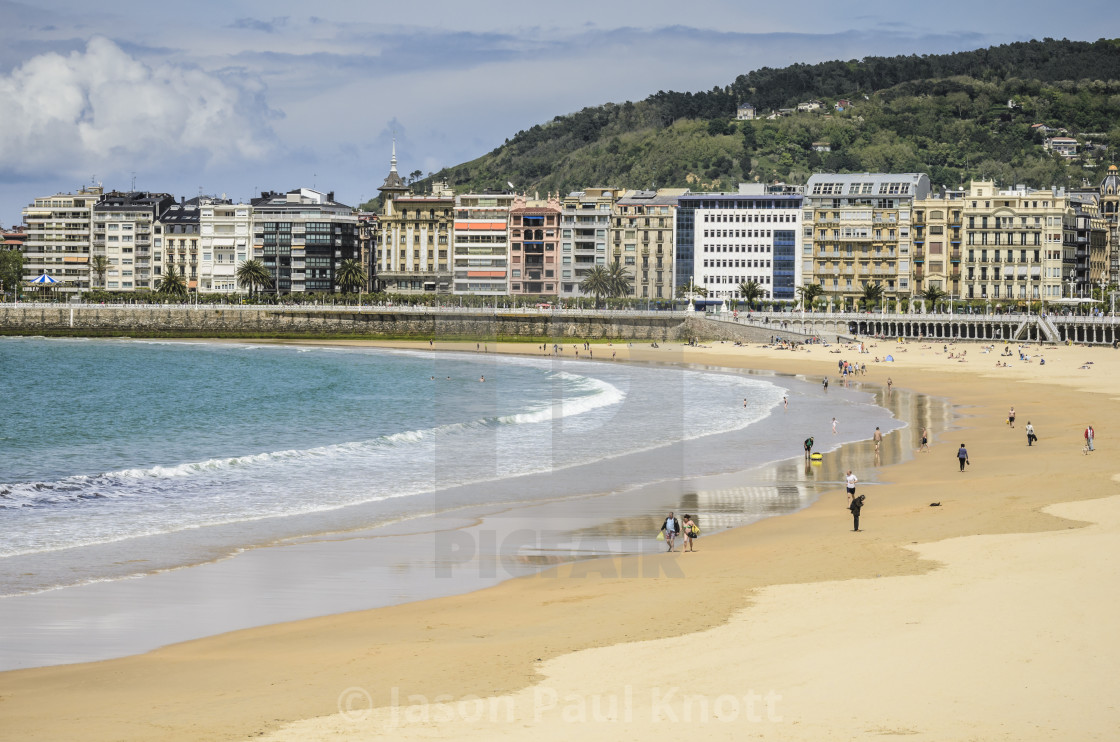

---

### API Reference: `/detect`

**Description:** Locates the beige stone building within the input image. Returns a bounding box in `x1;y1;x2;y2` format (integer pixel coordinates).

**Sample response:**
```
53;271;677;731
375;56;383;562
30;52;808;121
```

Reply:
953;181;1067;305
374;147;454;294
611;188;686;300
94;191;175;292
803;173;930;309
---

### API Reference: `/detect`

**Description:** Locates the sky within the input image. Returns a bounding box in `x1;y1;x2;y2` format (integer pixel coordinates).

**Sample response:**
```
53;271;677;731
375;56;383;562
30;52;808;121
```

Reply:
0;0;1116;225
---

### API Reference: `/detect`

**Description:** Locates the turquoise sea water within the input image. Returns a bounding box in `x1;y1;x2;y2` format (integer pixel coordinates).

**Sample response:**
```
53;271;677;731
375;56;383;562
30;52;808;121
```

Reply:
1;337;831;595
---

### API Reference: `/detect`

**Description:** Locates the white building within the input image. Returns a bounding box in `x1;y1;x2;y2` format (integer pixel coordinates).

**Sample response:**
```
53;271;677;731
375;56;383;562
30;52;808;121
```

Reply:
677;187;804;304
452;193;513;295
20;185;102;296
199;198;251;294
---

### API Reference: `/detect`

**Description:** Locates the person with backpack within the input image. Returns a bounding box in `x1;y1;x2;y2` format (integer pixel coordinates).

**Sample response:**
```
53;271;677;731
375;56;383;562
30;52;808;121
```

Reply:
660;512;680;552
849;494;865;531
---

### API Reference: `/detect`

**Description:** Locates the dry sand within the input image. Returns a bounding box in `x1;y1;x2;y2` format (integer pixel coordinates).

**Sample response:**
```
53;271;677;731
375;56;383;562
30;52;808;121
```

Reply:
1;337;1118;741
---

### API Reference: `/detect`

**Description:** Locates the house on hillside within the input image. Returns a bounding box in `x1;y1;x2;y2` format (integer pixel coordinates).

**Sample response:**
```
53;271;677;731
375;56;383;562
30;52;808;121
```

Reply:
796;100;823;113
736;103;756;120
1030;123;1057;135
812;142;831;152
1044;137;1079;158
834;99;851;111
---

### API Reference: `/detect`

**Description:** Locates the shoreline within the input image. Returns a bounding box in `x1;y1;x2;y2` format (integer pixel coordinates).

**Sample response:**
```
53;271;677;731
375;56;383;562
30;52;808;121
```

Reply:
0;342;911;668
1;338;1117;740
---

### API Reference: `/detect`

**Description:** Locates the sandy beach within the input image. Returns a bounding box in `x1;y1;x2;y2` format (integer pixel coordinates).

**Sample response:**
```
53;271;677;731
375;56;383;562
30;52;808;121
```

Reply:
2;336;1118;741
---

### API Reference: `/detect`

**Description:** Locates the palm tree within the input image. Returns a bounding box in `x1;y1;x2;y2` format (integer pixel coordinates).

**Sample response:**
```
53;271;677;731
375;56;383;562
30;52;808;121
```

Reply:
796;282;824;311
156;264;188;299
335;258;367;296
675;279;708;302
737;279;765;310
90;255;109;289
579;265;612;308
860;281;885;311
236;259;273;300
921;285;947;312
604;258;633;300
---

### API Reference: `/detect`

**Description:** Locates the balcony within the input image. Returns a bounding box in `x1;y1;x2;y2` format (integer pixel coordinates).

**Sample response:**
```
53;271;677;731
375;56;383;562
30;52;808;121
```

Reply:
950;251;961;262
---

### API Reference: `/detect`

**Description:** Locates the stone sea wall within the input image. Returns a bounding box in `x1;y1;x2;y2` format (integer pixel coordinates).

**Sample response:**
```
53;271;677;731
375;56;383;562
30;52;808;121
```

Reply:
0;305;778;343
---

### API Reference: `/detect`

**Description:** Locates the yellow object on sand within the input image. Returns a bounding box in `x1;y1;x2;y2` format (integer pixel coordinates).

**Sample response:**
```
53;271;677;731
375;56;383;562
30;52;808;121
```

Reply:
656;532;664;541
811;452;823;460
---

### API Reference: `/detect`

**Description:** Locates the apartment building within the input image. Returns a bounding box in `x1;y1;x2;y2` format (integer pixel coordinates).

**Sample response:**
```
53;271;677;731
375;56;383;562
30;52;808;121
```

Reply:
560;188;621;298
373;145;454;294
250;188;359;294
955;181;1067;304
910;188;966;300
509;194;561;296
198;198;251;294
611;188;685;300
1099;165;1119;285
93;191;175;291
356;212;379;294
155;199;200;290
452;193;514;296
803;173;930;309
678;187;802;303
19;185;102;295
1066;194;1109;296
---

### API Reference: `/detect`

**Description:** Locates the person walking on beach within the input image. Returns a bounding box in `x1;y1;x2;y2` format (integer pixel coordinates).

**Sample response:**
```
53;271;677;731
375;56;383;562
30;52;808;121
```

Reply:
887;377;893;394
804;436;815;459
1025;421;1036;446
681;515;698;552
957;443;969;472
1085;425;1095;452
849;494;865;532
845;470;858;504
873;426;883;452
1008;406;1016;429
660;512;680;553
919;427;930;453
832;417;838;435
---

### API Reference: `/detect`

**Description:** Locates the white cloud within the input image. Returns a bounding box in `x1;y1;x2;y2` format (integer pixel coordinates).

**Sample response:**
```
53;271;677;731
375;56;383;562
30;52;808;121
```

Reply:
0;37;276;177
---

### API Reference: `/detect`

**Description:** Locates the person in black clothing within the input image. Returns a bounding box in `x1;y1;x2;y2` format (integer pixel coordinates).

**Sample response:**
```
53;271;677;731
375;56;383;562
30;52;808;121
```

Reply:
849;494;865;531
660;512;681;552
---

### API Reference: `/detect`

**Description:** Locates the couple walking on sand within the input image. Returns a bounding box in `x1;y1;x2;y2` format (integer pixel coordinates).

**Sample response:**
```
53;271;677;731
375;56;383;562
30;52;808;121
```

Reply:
660;512;699;552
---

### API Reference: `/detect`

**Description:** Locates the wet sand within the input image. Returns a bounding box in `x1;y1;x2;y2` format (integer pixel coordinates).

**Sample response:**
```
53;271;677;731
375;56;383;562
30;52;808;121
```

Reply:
1;337;1117;741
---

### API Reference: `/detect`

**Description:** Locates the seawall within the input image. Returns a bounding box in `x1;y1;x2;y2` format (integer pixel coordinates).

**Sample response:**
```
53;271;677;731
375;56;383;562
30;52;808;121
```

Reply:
0;305;782;343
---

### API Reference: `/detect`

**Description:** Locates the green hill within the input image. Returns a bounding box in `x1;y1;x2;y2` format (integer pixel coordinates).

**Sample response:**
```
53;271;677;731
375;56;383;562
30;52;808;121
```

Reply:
413;38;1120;200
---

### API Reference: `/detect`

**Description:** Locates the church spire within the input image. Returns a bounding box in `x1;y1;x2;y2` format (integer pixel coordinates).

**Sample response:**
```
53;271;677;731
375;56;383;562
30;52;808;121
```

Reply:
390;137;399;174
